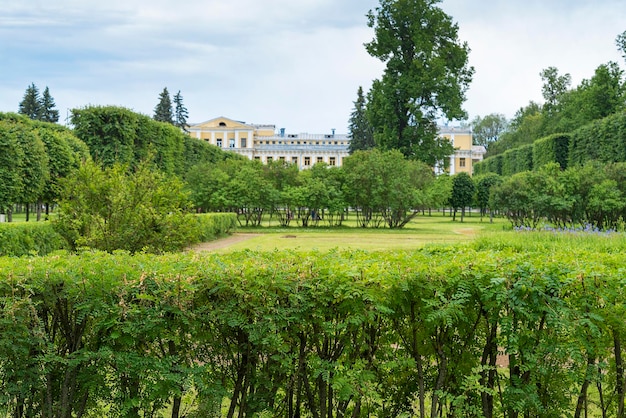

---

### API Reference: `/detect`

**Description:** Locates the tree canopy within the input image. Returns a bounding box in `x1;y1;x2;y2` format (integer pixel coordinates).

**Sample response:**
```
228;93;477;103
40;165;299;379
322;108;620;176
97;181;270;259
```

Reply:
365;0;473;166
153;87;173;124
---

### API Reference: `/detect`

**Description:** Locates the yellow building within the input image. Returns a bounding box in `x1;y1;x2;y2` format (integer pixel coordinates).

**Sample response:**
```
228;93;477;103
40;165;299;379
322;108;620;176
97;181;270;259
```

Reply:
188;117;484;174
439;127;486;175
187;116;350;169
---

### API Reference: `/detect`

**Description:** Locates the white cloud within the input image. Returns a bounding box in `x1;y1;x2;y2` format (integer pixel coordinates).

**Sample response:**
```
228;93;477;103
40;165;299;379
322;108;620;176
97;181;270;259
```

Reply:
1;0;624;132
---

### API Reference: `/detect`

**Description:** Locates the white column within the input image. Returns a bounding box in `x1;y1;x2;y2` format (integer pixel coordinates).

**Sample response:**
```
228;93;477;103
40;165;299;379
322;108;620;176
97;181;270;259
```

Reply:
235;131;240;148
211;131;215;145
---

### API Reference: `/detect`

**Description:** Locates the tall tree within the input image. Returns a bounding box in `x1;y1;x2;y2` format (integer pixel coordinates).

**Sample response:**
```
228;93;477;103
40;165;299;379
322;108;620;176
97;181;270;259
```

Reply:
348;86;375;153
470;113;508;149
540;66;572;117
617;30;626;63
449;171;475;222
40;86;60;123
173;90;189;132
18;83;42;120
154;87;173;124
364;0;473;165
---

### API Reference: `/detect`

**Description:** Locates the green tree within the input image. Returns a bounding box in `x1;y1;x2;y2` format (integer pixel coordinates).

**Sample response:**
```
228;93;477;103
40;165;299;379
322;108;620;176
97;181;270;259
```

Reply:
13;125;49;221
540;66;572;117
617;30;626;63
0;122;25;215
470;113;508;149
348;86;374;153
40;86;60;123
54;160;196;253
18;83;42;120
474;173;501;222
365;0;473;165
154;87;173;124
449;172;475;222
173;90;189;132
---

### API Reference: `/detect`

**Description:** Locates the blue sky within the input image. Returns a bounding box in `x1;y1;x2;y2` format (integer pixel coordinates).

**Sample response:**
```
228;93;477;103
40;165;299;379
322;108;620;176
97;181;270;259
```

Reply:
1;0;624;133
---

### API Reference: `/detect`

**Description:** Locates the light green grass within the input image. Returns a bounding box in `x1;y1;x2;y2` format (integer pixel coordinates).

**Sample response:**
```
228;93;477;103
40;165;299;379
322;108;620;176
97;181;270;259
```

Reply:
213;212;508;252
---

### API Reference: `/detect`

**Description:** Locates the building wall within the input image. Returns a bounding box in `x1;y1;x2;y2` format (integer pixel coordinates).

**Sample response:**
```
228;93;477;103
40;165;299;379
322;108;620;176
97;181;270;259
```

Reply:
187;117;484;174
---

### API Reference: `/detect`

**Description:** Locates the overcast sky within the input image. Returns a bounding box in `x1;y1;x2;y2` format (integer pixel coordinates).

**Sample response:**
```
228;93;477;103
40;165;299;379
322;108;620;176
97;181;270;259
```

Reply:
1;1;624;134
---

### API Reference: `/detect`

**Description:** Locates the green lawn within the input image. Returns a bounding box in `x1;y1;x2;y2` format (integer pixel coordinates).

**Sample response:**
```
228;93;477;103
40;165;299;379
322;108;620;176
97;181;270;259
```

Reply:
213;211;508;252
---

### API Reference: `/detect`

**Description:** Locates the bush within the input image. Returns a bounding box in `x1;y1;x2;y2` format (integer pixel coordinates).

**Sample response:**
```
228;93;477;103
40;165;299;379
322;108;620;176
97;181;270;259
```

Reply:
193;213;238;242
53;160;198;254
0;221;67;256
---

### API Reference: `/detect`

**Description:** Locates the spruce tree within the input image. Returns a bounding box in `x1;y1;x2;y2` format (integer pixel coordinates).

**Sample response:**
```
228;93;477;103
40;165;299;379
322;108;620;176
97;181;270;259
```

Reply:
153;87;173;124
18;83;42;120
348;86;375;153
40;86;60;123
174;90;189;132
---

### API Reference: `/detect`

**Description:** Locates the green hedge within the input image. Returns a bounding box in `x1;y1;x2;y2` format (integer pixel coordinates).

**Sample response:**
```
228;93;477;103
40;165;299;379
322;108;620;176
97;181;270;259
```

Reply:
193;212;238;242
0;213;237;257
0;221;67;256
569;111;626;166
501;143;533;175
533;133;570;169
2;243;626;416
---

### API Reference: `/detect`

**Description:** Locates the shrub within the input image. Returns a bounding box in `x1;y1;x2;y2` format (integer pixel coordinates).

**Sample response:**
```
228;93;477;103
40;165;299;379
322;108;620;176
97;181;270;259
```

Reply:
0;221;67;256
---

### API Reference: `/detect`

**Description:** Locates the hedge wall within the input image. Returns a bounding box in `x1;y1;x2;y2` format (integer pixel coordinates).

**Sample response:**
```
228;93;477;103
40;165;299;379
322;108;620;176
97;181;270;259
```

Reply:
2;244;626;417
569;111;626;167
532;133;570;169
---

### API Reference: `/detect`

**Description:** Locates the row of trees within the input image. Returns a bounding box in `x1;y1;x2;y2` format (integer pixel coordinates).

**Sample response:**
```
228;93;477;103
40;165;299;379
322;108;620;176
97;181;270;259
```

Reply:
3;244;626;417
17;83;60;123
488;161;626;231
186;148;490;228
0;113;90;220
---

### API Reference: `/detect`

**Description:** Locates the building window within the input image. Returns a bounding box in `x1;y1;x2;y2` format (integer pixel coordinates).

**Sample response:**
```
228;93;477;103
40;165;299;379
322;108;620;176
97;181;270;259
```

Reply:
216;138;222;148
254;156;260;161
317;156;323;164
219;122;227;127
279;156;285;161
329;157;336;166
460;158;466;168
304;157;311;166
292;157;298;165
229;138;235;148
267;156;273;163
241;137;247;148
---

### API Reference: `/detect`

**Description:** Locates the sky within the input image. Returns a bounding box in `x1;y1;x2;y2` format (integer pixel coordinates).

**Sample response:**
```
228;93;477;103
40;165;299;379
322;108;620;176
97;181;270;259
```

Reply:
1;0;625;134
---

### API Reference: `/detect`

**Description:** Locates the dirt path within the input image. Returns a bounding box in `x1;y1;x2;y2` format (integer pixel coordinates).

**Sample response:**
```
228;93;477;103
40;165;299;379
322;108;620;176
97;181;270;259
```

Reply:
187;233;260;252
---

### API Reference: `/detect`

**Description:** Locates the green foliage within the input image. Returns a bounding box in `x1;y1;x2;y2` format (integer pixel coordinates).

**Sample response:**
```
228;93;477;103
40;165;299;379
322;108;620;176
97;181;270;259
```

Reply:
470;113;509;149
17;83;41;120
193;213;238;241
153;87;173;124
449;172;475;221
53;161;197;253
173;90;189;132
72;105;206;177
0;222;67;256
348;86;375;153
343;149;434;228
2;242;626;416
501;143;533;176
532;133;570;169
365;0;473;164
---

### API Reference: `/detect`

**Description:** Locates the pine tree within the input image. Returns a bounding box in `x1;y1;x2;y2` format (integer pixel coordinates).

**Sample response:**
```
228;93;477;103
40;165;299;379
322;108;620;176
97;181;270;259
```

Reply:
18;83;42;120
173;90;189;132
40;86;60;123
348;86;375;153
153;87;173;124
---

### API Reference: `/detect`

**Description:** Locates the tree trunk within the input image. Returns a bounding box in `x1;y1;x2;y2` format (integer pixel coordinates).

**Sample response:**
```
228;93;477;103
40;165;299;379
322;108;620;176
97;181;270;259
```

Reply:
615;330;624;418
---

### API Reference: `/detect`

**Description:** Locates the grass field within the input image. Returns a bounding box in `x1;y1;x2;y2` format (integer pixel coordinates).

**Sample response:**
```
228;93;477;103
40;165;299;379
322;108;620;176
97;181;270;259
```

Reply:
204;211;508;252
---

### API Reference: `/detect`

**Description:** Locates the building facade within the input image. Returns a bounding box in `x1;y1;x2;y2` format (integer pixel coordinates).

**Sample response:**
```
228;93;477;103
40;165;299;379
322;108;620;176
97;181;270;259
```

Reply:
439;127;486;175
187;117;350;170
188;117;484;174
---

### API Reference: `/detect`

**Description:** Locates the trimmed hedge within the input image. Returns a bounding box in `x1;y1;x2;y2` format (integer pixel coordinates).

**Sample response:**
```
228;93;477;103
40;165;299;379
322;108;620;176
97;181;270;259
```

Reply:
0;213;237;257
0;221;68;257
2;244;626;416
193;212;238;242
533;133;570;169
